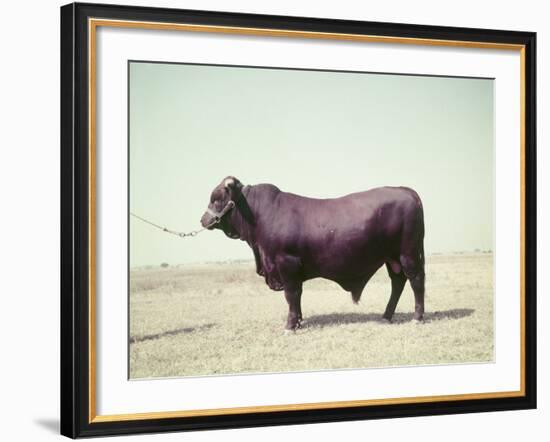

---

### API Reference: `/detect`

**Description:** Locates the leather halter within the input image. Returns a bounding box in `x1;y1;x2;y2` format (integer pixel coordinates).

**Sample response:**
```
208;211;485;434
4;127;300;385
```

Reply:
205;200;236;228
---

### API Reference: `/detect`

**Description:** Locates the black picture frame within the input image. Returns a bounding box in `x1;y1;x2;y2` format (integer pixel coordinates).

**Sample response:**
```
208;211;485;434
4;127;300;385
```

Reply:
60;2;537;438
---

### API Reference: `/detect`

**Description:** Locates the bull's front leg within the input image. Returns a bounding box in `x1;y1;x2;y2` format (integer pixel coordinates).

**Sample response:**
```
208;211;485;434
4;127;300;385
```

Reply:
276;254;304;331
259;250;284;290
252;246;264;276
283;282;303;331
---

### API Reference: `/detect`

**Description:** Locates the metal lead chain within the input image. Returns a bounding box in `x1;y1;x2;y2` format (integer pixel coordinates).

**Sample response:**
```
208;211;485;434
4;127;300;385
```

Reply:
130;212;206;239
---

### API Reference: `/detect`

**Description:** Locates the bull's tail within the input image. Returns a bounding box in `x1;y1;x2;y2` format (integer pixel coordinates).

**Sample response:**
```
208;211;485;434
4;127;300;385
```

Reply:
405;187;425;276
413;190;426;271
417;200;425;272
419;240;425;272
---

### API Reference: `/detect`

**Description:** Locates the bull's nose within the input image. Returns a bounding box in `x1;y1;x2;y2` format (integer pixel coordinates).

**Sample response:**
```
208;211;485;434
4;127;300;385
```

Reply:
200;213;213;229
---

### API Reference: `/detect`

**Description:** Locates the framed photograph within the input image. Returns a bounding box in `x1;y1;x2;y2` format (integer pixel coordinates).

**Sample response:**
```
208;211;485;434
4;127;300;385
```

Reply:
60;2;537;438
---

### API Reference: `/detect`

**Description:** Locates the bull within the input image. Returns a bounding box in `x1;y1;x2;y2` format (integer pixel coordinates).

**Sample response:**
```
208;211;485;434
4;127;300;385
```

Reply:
200;176;425;331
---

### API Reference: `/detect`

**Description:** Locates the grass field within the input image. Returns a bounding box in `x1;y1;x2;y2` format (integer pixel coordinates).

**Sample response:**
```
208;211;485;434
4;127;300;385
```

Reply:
129;253;493;379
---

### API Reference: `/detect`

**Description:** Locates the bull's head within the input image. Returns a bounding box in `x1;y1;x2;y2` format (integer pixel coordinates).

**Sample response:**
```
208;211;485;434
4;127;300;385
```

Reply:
200;176;243;239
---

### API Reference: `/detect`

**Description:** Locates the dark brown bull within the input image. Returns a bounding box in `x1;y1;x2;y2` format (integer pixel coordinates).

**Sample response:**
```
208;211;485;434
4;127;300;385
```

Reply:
200;176;425;331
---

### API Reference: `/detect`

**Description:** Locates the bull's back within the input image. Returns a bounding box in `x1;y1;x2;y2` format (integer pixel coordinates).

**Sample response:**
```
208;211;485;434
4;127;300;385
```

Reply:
278;186;421;239
270;187;423;277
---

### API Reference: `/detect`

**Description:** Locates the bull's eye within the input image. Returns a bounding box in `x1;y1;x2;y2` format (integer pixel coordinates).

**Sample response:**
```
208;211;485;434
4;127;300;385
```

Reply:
210;189;228;207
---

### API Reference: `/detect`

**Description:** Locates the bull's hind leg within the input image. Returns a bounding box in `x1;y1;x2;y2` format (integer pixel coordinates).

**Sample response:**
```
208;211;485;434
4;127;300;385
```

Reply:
400;254;425;321
410;272;425;321
382;262;407;322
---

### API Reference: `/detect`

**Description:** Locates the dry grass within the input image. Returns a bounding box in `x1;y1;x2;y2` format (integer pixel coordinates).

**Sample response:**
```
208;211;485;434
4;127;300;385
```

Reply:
129;253;493;379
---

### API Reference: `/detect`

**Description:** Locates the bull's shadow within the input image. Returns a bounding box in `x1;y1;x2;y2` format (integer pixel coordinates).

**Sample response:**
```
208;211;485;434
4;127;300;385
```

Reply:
130;323;215;344
305;308;474;328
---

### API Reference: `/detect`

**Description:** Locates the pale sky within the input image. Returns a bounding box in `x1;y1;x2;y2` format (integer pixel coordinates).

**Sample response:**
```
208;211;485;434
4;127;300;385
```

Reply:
129;61;494;267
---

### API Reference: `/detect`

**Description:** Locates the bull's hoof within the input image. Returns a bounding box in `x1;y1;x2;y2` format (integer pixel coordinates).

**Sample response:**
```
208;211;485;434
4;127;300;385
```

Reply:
283;329;295;335
382;317;393;324
412;317;424;324
284;320;302;333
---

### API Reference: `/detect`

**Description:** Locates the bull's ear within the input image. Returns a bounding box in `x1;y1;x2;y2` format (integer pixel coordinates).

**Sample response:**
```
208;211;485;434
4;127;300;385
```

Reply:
224;176;243;198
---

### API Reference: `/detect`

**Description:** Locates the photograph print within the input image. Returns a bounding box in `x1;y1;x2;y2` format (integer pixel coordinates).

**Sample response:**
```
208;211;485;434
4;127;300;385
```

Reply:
129;61;494;379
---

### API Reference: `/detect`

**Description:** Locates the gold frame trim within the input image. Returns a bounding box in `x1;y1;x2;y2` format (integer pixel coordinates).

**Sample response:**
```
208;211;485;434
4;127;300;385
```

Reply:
88;18;527;424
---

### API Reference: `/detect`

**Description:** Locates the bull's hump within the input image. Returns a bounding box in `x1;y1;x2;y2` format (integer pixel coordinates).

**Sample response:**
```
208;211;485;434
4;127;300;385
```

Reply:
252;183;281;192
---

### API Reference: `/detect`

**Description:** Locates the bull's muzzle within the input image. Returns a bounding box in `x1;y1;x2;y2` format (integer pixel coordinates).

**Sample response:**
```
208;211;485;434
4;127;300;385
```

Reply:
200;212;217;229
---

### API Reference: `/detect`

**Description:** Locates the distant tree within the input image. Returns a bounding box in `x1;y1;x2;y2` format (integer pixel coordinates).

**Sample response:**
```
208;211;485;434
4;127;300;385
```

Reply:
474;248;481;253
160;262;169;268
